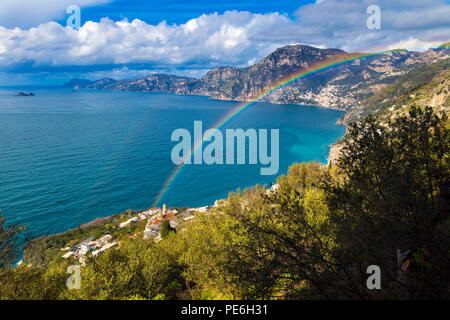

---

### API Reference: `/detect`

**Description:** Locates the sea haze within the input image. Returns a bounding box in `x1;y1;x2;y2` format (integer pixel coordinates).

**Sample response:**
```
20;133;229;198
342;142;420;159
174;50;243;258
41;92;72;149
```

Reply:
0;87;345;238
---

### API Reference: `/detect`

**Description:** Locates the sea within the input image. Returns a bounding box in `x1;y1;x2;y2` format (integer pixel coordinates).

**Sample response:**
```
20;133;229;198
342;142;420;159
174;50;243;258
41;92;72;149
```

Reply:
0;87;345;239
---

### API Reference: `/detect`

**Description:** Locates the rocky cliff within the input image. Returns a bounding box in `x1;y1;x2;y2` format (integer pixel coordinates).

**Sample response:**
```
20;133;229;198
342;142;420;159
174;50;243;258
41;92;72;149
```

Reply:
188;45;348;101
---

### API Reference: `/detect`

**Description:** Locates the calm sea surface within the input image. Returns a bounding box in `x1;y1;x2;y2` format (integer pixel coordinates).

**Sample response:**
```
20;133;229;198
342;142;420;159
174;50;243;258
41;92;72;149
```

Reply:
0;87;345;238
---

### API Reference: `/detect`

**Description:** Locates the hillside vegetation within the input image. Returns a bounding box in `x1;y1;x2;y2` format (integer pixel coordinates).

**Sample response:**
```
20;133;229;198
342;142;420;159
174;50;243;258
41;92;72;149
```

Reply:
341;58;449;124
1;105;448;300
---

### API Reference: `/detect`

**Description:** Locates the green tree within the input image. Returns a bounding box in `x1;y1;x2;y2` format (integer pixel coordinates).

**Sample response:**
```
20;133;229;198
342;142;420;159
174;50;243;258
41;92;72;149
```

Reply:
160;220;176;240
206;106;449;300
0;265;67;300
324;106;450;299
0;211;25;268
226;170;336;299
63;238;186;300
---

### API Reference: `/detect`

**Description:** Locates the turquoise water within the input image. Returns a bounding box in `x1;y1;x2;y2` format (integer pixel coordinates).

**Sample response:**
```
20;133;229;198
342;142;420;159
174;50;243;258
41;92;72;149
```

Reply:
0;87;345;238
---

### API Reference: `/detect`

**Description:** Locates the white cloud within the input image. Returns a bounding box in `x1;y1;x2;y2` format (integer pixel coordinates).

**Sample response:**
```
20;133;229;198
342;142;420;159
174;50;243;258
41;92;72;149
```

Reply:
385;37;445;52
0;11;293;71
0;2;448;82
0;0;112;29
293;0;450;52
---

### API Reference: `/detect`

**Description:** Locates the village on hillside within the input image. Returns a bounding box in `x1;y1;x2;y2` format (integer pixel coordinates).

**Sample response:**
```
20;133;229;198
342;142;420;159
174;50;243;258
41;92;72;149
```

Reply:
60;203;206;265
58;184;280;266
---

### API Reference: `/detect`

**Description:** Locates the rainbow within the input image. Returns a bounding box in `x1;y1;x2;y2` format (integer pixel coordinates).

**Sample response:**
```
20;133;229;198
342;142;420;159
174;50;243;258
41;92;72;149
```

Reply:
152;49;399;207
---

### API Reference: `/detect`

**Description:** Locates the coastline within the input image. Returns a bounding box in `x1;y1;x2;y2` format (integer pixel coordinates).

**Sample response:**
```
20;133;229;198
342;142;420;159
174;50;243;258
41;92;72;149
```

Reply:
3;88;348;257
22;129;347;254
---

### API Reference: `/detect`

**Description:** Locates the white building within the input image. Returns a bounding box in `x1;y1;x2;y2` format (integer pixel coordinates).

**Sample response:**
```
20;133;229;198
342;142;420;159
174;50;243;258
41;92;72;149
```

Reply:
79;244;92;255
62;251;74;259
169;219;179;229
138;212;148;220
92;242;118;257
265;184;280;195
97;234;112;244
119;217;139;228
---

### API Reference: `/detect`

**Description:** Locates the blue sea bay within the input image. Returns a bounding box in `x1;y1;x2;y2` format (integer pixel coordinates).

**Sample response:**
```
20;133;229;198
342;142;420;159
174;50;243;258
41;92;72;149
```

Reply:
0;87;345;238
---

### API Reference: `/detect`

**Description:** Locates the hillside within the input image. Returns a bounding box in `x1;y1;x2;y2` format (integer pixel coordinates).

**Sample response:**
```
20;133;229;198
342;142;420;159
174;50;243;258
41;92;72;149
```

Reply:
65;44;449;110
3;105;449;300
328;58;450;164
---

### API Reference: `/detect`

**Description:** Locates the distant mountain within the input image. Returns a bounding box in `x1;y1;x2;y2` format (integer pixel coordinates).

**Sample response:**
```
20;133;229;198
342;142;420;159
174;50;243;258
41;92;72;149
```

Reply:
64;75;196;94
187;45;347;101
64;78;97;88
65;44;449;110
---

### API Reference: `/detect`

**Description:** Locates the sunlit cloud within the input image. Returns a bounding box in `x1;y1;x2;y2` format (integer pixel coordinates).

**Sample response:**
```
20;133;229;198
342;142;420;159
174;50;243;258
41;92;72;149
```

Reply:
0;0;448;84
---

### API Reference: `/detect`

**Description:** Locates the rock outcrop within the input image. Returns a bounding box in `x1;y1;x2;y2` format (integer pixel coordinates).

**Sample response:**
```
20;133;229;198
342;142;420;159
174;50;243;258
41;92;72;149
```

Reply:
14;92;35;96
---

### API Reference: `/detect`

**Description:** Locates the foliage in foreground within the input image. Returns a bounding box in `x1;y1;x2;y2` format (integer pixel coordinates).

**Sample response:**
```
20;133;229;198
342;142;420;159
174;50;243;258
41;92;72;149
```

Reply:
0;212;24;269
0;106;448;300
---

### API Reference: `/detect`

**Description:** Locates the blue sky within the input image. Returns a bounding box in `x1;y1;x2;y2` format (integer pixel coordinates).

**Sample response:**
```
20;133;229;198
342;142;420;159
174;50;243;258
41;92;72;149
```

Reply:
0;0;448;85
61;0;312;25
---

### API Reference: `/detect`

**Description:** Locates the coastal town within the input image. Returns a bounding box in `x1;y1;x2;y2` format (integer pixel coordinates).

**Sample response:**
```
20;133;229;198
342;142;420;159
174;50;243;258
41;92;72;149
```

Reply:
58;184;281;266
59;203;206;265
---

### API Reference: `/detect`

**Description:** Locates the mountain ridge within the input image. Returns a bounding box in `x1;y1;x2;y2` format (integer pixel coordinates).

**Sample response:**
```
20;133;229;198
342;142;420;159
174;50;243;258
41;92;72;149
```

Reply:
65;44;449;110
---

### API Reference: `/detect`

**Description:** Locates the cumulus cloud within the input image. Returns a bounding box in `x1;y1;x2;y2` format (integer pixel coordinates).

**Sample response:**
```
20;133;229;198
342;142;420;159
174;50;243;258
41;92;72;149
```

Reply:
0;11;294;72
0;0;113;29
385;37;445;52
293;0;450;52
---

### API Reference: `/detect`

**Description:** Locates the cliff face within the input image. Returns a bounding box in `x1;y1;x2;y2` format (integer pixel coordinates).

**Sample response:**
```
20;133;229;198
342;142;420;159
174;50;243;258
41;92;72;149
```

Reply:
189;45;348;101
65;44;449;111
